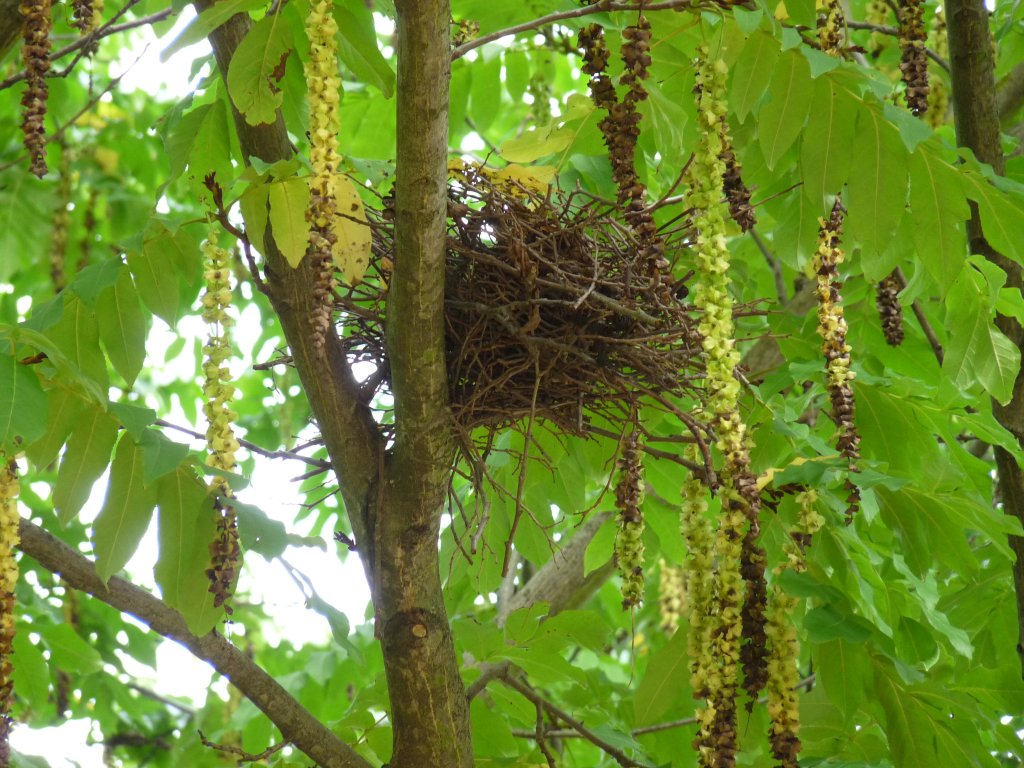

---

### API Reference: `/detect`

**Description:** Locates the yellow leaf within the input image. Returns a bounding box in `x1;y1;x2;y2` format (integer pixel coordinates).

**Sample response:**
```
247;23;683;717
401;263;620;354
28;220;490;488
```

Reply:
332;176;371;284
267;177;311;269
94;147;119;175
774;1;789;19
493;164;555;196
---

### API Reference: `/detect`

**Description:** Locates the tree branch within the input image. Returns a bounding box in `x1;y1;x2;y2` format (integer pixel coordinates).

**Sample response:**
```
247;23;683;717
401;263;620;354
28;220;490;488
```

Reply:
945;0;1024;678
16;518;372;768
451;0;697;61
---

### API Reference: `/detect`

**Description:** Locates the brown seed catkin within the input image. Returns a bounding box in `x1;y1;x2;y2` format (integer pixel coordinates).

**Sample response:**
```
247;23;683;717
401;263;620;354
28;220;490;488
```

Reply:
898;0;930;116
20;0;52;177
614;426;645;608
876;271;904;346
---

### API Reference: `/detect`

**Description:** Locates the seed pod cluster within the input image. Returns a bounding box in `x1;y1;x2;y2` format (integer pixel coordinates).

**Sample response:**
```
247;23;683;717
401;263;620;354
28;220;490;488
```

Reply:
898;0;929;116
50;147;72;291
0;457;20;764
685;46;767;768
20;0;52;178
79;188;99;271
201;227;241;611
304;0;343;355
578;19;670;292
658;560;686;634
680;446;715;755
924;11;949;128
71;0;94;33
765;489;822;768
875;271;904;346
614;426;645;609
817;0;845;56
813;200;861;521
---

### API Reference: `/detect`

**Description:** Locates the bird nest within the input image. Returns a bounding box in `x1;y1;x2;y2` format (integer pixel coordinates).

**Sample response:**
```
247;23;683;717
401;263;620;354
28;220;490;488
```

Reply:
336;168;705;462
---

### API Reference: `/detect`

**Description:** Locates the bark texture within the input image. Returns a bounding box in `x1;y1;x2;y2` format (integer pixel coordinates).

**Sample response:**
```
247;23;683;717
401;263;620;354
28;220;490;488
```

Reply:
945;0;1024;676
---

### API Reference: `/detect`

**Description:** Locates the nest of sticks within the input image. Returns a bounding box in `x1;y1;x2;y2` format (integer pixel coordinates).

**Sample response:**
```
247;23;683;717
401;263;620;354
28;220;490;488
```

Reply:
336;169;705;461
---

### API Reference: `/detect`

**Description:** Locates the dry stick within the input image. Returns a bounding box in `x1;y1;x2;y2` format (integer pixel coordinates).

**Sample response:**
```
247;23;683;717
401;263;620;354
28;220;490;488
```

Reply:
451;0;697;60
501;675;655;768
17;518;372;768
198;731;289;762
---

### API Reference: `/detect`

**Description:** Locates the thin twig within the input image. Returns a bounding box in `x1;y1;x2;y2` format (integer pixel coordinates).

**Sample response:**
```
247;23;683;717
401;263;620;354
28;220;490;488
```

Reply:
155;419;331;469
501;674;654;768
452;0;696;60
894;268;944;364
0;6;175;91
750;228;787;303
198;731;289;763
844;20;950;71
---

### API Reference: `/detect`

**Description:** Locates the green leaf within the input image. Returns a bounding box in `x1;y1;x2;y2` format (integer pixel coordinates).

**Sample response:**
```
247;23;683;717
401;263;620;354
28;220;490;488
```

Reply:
93;435;159;584
239;178;271;254
804;605;872;643
130;223;192;326
846;105;908;260
25;386;84;468
161;0;269;61
267;177;311;268
815;638;871;721
233;499;287;559
908;145;970;291
943;262;1020;404
226;12;292;126
584;514;615;576
138;429;191;486
184;96;234;196
12;627;50;710
800;76;857;209
155;466;223;635
0;353;48;448
877;487;980;576
40;623;102;674
108;401;157;441
960;169;1024;263
45;295;109;393
53;402;119;524
95;267;148;387
2;326;104;405
335;0;395;98
469;54;502;133
69;256;126;307
756;49;812;170
634;626;691;726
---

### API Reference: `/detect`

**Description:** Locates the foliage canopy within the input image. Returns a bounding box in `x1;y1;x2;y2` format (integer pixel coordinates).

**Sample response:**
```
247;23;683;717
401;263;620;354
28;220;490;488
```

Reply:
2;0;1024;766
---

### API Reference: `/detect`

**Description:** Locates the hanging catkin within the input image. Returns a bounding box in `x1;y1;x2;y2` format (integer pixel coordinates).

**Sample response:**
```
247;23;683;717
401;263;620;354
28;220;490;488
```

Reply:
813;200;862;521
304;0;343;356
201;226;241;611
0;457;20;765
898;0;929;116
614;424;645;609
20;0;52;177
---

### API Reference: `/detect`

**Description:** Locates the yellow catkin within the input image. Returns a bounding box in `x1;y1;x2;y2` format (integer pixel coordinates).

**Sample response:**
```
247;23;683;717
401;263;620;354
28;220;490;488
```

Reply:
201;226;241;611
0;457;20;764
658;560;686;634
766;489;823;768
304;0;343;356
817;0;845;56
924;11;950;128
813;201;861;520
865;0;890;58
